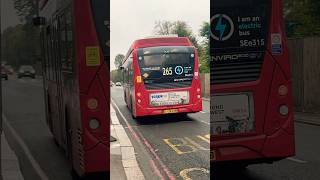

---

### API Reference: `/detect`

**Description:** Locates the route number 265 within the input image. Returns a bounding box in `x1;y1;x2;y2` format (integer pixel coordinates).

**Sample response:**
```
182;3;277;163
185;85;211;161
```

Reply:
163;67;173;76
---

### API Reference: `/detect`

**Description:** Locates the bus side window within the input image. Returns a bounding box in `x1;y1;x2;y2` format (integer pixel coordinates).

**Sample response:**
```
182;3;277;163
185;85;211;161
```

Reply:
65;10;74;72
59;13;67;71
128;53;133;85
52;19;58;81
47;25;52;81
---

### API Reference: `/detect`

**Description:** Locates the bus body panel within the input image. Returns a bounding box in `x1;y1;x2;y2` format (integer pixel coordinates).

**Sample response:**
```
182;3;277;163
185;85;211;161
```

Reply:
40;0;109;176
211;0;295;164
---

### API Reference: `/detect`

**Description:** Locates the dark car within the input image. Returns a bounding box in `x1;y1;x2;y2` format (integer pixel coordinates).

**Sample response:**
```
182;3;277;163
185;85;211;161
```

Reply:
1;66;8;80
18;65;36;79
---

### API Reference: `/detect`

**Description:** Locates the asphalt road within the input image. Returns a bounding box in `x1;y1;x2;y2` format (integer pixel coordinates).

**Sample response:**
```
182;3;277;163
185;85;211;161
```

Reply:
2;77;320;180
212;119;320;179
2;76;72;180
111;86;210;180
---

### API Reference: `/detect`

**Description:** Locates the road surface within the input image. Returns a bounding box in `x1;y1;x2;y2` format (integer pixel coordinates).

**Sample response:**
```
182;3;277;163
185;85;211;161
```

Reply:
2;77;320;180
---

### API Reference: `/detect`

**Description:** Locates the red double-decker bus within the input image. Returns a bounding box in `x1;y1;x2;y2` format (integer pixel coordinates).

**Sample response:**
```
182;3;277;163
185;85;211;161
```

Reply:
122;37;202;118
211;0;295;167
35;0;109;177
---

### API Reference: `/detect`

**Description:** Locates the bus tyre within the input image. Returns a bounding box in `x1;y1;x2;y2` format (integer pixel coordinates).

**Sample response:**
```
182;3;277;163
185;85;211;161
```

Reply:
130;98;136;119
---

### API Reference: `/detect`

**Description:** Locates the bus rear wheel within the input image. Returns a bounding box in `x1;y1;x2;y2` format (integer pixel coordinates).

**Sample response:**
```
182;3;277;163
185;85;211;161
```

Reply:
130;97;137;119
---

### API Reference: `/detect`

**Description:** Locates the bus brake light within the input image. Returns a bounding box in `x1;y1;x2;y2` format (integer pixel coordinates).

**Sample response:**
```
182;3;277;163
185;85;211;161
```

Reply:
87;98;98;110
278;85;288;96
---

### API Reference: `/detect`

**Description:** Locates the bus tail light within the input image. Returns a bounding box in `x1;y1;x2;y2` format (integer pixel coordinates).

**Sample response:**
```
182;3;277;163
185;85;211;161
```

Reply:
138;99;141;103
194;72;199;80
197;88;201;93
279;105;289;116
197;95;201;99
89;118;100;130
278;85;288;96
137;92;141;97
87;98;98;110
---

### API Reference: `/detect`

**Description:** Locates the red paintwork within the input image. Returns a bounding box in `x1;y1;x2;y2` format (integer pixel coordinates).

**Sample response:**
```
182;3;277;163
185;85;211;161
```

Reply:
41;0;109;176
211;0;295;163
73;0;110;175
124;37;202;117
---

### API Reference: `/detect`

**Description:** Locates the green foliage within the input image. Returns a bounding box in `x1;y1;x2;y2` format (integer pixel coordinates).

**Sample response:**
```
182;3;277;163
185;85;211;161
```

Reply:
1;24;40;69
1;0;40;69
198;22;210;73
284;0;320;37
114;54;125;69
111;69;123;83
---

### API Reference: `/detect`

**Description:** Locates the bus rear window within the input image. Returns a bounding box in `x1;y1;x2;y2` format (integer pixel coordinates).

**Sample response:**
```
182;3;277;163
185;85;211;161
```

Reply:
137;46;195;84
91;0;109;58
211;0;271;58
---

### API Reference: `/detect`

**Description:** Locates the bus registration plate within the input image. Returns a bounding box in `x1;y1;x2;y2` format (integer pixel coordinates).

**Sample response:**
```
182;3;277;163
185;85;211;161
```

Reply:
163;109;179;114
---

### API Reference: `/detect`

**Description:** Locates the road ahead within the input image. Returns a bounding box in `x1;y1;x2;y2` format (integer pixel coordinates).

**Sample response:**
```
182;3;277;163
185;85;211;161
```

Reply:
2;77;320;180
2;76;72;180
111;86;210;180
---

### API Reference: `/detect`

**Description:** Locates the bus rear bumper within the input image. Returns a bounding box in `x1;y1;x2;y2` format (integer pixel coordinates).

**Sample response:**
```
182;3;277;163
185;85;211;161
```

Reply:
212;128;295;163
135;99;202;117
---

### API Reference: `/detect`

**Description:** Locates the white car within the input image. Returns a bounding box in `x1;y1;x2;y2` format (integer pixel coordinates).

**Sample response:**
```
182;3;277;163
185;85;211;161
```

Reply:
115;82;122;86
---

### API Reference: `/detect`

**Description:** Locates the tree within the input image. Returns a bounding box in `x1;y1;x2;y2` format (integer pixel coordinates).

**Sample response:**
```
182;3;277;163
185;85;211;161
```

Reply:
153;20;198;47
114;54;125;69
284;0;320;37
199;22;210;41
198;22;210;73
13;0;38;23
110;69;123;83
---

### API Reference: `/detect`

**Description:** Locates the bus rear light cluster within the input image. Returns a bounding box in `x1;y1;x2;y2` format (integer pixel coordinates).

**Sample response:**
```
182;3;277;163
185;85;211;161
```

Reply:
279;105;289;116
137;92;141;97
87;98;98;110
197;95;201;99
194;72;199;80
138;99;142;103
197;88;201;93
89;118;100;130
278;85;288;96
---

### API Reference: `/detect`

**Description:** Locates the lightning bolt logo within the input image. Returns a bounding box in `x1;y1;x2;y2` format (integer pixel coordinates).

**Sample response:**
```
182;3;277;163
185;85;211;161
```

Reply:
215;15;226;41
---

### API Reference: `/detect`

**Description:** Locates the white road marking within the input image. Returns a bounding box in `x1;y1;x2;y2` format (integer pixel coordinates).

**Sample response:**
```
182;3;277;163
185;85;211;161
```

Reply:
2;115;50;180
287;157;308;164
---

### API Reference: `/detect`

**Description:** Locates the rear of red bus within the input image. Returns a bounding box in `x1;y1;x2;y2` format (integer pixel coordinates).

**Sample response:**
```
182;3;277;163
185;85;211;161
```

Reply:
211;0;295;165
126;37;202;118
73;0;109;176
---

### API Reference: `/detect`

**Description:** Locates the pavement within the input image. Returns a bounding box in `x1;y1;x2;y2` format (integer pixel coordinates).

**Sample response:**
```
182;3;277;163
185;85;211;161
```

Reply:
1;132;24;180
294;112;320;126
110;105;144;180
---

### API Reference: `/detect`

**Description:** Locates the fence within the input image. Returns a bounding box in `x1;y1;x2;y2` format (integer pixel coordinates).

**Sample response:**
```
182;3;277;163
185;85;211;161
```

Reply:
288;37;320;112
200;73;210;98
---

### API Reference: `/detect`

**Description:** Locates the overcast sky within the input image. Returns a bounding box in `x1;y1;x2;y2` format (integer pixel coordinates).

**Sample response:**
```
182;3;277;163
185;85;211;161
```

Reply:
1;0;21;32
110;0;209;70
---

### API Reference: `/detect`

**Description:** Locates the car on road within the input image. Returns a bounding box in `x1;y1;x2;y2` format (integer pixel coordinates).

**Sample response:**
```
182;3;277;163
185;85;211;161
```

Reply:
1;66;8;80
3;65;14;75
17;65;36;79
115;82;122;86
